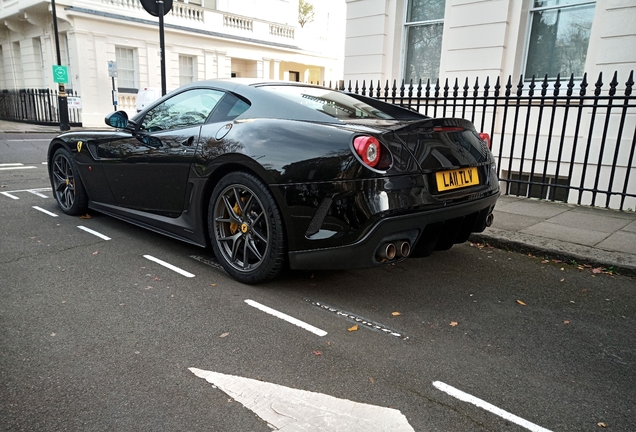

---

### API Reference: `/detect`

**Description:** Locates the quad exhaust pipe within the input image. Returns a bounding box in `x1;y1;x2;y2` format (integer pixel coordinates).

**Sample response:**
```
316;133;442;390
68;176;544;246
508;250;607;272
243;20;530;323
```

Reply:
376;241;411;261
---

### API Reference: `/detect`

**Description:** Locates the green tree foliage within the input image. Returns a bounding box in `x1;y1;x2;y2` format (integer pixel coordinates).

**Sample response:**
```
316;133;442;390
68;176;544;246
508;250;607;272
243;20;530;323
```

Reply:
298;0;315;28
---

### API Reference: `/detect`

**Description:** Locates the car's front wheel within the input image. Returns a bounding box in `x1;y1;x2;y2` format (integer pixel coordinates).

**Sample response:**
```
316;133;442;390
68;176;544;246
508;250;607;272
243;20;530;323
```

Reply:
51;147;88;215
208;172;286;284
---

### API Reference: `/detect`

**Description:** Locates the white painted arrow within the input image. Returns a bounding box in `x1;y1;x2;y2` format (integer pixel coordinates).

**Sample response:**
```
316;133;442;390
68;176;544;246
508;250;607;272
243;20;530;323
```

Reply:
189;368;415;431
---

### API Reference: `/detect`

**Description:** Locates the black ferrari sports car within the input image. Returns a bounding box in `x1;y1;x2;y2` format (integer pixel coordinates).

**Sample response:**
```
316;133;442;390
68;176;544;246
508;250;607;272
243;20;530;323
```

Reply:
48;79;499;283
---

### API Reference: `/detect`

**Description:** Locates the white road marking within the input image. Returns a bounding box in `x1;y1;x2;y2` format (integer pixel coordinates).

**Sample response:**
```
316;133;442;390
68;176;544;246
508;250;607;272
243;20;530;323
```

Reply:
77;225;111;241
28;190;48;198
190;368;415;431
1;192;19;200
32;206;58;217
245;299;327;337
433;381;553;432
0;166;36;171
6;139;51;142
143;255;195;278
0;163;24;167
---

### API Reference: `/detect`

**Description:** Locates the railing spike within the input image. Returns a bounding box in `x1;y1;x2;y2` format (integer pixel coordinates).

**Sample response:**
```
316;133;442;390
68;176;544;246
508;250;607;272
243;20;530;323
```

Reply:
566;73;575;96
444;78;449;98
553;74;561;97
473;76;479;97
361;79;366;96
540;74;549;97
625;70;634;97
494;76;501;97
594;72;603;96
453;77;459;97
580;73;588;96
609;71;618;96
518;75;527;96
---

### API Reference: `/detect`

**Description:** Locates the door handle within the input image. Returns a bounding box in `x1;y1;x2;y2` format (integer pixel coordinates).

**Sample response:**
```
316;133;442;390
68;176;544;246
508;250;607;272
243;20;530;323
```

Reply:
181;136;195;147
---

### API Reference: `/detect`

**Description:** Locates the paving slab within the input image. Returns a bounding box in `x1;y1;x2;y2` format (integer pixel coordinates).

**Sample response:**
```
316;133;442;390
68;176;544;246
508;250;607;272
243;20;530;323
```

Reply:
519;222;610;247
596;231;636;255
495;199;570;219
490;211;542;232
546;211;632;234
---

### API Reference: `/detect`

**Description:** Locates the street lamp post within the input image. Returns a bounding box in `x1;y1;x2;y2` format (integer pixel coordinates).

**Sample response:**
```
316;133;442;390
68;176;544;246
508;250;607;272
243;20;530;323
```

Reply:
51;0;70;131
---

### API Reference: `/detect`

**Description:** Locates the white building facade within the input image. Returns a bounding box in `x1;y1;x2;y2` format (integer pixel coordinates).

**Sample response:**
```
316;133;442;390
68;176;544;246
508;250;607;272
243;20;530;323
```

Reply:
344;0;636;211
0;0;345;126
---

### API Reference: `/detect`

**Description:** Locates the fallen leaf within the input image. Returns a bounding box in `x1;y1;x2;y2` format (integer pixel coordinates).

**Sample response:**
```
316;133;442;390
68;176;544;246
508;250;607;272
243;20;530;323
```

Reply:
219;332;230;338
50;333;56;337
146;286;153;289
210;283;217;287
563;320;570;325
153;277;161;281
449;321;458;327
312;350;322;356
92;251;98;255
516;300;527;306
560;278;565;282
348;324;359;332
369;377;375;384
541;259;549;264
61;301;66;304
79;214;92;219
592;267;603;274
597;422;607;428
391;311;401;316
553;259;563;263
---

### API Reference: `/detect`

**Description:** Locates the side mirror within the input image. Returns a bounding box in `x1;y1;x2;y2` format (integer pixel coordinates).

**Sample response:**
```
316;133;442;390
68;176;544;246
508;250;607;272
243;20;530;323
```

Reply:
105;111;129;129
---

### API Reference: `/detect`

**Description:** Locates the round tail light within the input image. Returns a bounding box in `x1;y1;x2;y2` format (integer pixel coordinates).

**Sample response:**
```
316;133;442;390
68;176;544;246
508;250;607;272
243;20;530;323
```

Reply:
353;136;382;168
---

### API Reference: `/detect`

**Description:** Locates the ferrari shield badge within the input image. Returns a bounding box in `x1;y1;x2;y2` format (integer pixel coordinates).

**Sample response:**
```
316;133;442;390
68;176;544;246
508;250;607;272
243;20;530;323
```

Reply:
76;141;83;153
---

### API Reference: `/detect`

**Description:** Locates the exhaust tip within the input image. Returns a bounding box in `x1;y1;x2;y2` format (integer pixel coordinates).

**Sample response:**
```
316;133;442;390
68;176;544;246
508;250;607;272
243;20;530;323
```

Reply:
486;213;494;227
377;243;397;261
397;241;411;258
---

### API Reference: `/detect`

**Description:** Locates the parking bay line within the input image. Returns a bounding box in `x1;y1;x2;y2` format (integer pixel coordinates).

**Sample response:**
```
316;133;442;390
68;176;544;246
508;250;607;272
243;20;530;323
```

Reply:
143;255;195;278
28;190;48;198
32;206;58;217
245;299;328;337
0;166;36;171
77;225;111;241
433;381;553;432
1;192;19;200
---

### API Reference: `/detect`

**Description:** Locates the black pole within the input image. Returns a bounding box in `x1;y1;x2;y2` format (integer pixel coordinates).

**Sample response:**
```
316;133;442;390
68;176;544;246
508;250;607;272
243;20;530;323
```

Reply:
158;0;166;96
50;0;70;131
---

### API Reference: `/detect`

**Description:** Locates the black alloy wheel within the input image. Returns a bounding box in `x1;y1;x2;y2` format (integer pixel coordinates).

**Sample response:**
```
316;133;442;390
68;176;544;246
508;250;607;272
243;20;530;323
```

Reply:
51;147;88;215
208;172;286;284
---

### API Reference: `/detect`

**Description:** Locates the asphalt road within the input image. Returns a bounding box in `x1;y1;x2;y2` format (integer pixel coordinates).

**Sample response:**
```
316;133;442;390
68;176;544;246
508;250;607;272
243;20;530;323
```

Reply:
1;133;635;431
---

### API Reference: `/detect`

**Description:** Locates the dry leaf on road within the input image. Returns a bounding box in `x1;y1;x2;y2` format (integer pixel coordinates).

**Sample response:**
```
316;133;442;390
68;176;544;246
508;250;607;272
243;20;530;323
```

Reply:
516;300;527;306
449;321;458;327
348;324;359;332
391;311;401;316
597;422;607;428
79;214;92;219
312;350;321;356
219;332;230;338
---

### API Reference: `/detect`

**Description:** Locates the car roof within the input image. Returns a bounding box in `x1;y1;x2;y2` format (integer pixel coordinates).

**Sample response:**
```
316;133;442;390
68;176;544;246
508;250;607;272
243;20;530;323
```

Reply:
176;79;342;124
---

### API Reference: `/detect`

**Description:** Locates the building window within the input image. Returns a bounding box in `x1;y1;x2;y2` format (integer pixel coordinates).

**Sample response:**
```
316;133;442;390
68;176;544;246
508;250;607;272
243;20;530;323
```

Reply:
116;46;137;91
289;71;300;82
404;0;445;83
524;0;595;80
179;55;195;86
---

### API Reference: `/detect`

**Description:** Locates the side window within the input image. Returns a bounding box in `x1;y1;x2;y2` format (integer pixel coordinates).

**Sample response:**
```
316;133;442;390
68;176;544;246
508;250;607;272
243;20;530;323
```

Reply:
209;92;251;123
141;89;224;132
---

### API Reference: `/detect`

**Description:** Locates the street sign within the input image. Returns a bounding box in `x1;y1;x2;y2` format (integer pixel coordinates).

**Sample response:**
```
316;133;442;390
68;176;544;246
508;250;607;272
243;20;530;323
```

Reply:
108;61;118;78
67;97;82;109
52;65;68;84
140;0;173;16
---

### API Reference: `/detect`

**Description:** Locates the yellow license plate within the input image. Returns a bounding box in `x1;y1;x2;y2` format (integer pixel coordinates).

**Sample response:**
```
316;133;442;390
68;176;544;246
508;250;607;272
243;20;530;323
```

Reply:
436;167;479;192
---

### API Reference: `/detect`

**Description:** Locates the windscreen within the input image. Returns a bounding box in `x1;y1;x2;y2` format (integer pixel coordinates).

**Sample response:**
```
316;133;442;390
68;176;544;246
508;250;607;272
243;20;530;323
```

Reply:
260;85;396;120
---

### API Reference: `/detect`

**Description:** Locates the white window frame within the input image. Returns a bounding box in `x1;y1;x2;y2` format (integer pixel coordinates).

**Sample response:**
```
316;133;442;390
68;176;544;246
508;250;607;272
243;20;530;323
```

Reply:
401;0;445;84
522;0;596;82
179;55;195;86
115;46;138;91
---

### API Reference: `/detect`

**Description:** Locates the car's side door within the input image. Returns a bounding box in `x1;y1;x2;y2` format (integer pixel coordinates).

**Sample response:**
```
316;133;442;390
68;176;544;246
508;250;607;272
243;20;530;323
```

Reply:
97;88;224;216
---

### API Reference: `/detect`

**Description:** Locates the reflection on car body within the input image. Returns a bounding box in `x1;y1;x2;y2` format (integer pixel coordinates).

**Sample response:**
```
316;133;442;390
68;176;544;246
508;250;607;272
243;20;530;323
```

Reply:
47;79;499;284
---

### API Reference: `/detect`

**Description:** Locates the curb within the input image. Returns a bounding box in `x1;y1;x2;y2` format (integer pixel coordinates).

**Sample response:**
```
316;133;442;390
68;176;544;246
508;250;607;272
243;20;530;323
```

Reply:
470;230;636;278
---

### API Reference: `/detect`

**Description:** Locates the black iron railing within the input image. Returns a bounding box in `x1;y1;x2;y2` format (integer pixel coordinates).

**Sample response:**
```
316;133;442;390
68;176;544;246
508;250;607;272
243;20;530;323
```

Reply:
331;72;636;211
0;88;82;127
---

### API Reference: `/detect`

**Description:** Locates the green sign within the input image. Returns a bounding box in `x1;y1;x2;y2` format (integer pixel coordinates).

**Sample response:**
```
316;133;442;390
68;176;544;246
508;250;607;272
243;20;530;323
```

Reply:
52;65;68;84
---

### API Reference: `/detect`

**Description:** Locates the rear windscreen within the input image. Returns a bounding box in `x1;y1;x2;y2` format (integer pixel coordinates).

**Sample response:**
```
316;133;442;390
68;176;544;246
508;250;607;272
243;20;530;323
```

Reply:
260;85;396;120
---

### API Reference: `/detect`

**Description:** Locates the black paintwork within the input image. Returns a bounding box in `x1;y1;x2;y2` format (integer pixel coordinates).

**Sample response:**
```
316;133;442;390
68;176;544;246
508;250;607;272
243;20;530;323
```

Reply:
47;79;499;269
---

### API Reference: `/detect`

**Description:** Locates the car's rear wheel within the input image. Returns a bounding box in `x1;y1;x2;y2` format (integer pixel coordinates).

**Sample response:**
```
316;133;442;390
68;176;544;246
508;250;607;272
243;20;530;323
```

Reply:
208;172;286;284
51;147;88;215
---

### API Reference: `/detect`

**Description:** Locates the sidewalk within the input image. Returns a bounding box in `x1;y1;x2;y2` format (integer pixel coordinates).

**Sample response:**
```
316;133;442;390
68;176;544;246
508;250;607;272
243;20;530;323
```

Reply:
471;195;636;277
2;120;635;277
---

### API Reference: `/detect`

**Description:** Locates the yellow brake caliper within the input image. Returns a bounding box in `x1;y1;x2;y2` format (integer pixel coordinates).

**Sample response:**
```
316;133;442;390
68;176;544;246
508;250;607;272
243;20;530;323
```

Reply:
229;197;246;234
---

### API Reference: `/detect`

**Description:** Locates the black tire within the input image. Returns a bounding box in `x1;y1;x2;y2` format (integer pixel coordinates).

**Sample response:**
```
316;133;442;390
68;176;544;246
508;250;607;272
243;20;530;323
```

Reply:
208;172;286;284
50;147;88;215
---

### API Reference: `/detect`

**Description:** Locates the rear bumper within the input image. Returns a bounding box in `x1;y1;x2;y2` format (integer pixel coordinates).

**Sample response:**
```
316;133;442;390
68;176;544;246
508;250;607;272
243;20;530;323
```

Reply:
288;193;498;270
